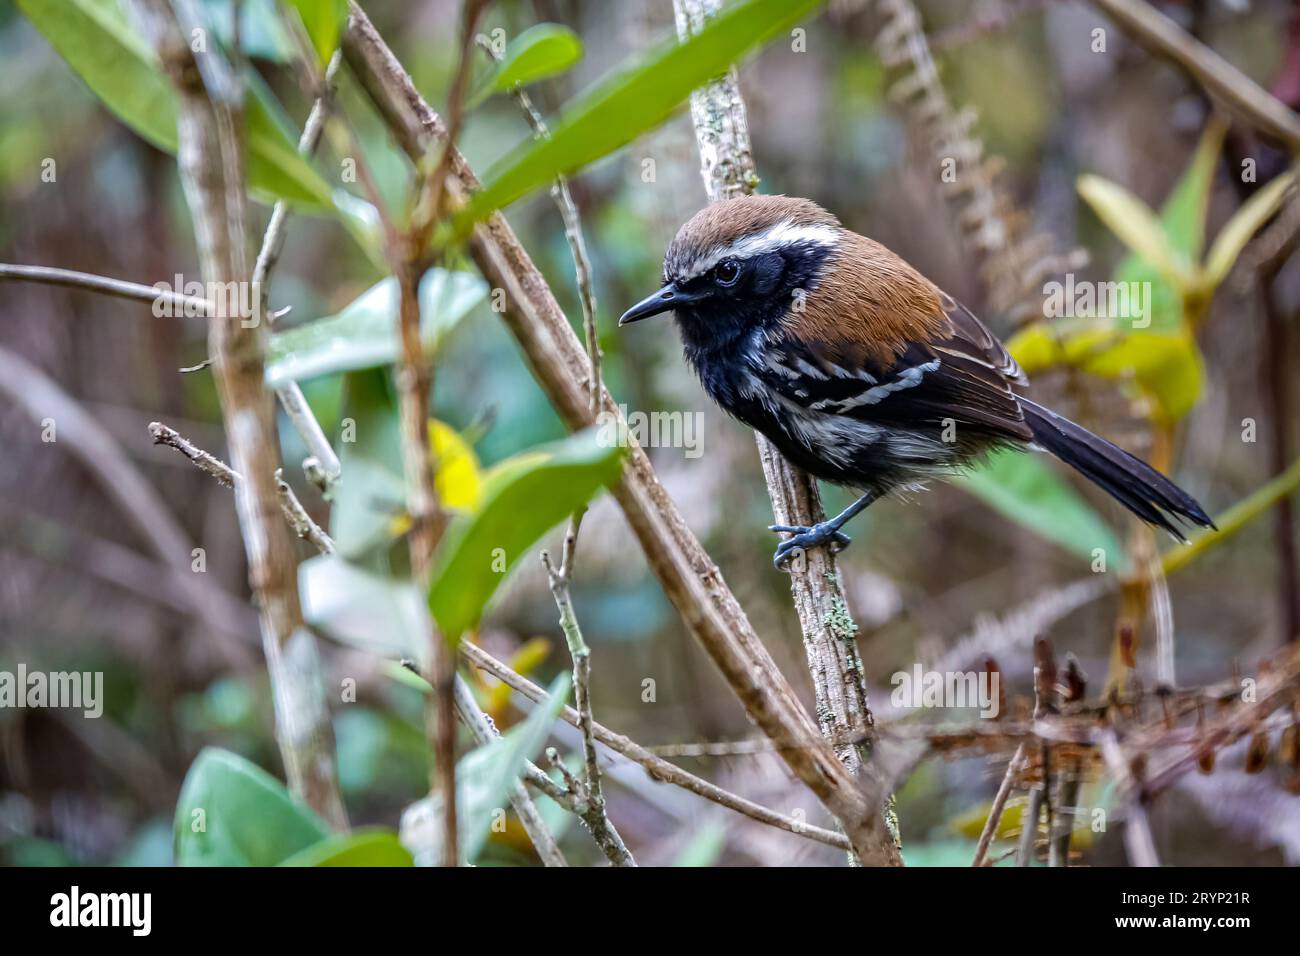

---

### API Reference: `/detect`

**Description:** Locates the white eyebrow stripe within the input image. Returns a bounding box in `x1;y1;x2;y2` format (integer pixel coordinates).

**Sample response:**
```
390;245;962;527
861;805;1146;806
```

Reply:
683;220;840;279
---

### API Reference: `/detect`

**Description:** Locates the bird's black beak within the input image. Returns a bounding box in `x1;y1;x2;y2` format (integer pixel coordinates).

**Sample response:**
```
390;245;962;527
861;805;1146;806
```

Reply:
619;283;702;326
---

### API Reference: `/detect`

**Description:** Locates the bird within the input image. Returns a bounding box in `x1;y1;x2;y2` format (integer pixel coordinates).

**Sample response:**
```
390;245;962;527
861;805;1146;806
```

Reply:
618;194;1214;569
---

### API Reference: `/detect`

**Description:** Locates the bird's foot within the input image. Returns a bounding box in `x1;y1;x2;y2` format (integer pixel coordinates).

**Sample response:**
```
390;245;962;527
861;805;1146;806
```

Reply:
768;522;851;570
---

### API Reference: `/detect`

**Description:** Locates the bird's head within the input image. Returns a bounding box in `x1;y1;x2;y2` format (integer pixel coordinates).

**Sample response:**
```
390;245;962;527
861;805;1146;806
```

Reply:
619;195;842;353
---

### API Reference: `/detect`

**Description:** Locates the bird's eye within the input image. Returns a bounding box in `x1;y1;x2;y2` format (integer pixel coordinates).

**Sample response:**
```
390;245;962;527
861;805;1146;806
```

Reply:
715;258;741;287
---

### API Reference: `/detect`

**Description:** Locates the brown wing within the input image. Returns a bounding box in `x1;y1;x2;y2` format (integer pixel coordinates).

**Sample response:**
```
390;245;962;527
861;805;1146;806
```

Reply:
768;294;1032;443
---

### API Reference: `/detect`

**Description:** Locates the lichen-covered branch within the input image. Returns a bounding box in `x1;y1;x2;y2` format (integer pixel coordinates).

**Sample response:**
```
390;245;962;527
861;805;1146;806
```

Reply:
672;0;901;864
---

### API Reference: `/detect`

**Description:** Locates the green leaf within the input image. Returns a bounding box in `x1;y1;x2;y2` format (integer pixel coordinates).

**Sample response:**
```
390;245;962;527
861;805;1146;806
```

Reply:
18;0;179;153
472;24;583;105
280;828;414;867
956;447;1127;569
427;429;623;642
1157;115;1225;266
265;270;488;387
300;554;433;672
284;0;350;66
400;673;571;865
174;747;331;866
461;0;824;222
19;0;336;209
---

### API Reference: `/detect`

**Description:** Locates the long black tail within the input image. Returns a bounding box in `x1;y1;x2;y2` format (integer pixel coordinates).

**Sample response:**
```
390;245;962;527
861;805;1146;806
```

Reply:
1019;399;1215;542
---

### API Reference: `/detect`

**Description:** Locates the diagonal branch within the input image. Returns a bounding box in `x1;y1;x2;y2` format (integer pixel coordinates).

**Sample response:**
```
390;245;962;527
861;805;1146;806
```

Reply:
1090;0;1300;150
461;641;852;851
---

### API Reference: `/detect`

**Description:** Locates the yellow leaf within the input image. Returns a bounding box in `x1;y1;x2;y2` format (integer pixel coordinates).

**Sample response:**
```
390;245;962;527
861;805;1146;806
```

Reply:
508;636;553;676
387;421;483;538
949;798;1095;849
428;419;483;511
1007;321;1204;423
1202;167;1296;288
951;799;1023;840
487;637;553;718
1078;174;1190;287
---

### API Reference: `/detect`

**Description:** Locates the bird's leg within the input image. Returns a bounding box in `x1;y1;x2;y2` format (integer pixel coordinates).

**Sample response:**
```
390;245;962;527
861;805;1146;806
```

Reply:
769;491;877;569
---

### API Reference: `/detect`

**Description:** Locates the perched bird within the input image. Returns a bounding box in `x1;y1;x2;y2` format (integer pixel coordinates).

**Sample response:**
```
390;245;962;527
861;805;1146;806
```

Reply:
619;195;1214;568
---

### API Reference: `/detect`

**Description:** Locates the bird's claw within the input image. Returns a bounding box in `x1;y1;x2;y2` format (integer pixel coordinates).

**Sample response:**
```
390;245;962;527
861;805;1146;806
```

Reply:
768;522;851;570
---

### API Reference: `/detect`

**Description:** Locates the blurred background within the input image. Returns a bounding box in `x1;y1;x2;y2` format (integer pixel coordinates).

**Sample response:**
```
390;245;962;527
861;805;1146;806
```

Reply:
1;0;1298;866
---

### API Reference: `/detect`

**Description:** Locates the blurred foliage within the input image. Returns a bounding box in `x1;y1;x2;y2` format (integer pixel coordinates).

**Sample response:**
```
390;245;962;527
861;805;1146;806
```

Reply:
4;0;1299;870
1008;117;1294;425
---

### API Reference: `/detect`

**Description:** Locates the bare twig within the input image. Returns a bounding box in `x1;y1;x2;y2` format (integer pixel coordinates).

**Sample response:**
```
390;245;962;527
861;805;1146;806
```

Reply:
343;2;898;865
540;551;635;866
461;641;852;851
251;48;344;491
0;263;214;314
972;743;1027;867
1098;728;1160;867
275;469;335;555
132;0;346;830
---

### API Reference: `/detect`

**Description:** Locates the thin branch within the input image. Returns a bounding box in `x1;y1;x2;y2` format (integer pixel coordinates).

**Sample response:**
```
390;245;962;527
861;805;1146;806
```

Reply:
1098;728;1160;867
672;0;900;863
275;469;335;555
540;551;635;866
251;47;344;491
0;263;214;314
343;2;897;865
972;743;1027;867
148;420;238;487
460;641;852;852
132;0;346;830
